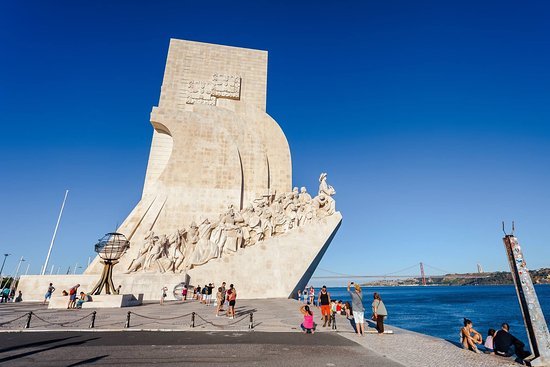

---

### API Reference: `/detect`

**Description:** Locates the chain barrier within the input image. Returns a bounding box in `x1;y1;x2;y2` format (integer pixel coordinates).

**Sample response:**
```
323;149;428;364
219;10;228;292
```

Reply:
0;312;30;327
0;309;255;331
30;312;96;327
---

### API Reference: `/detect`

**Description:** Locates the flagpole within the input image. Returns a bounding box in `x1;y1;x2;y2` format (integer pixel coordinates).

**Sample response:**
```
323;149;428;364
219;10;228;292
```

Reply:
41;190;69;275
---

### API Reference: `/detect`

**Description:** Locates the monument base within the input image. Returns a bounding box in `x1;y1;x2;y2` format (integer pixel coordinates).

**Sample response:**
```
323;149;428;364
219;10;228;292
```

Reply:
47;294;144;309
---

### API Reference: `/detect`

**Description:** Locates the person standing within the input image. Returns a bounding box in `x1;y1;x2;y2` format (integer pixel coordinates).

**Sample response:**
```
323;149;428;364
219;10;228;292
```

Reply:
226;284;237;319
215;286;224;317
309;286;315;306
43;283;55;305
317;286;332;327
160;286;168;305
371;292;388;334
347;282;365;336
181;283;188;301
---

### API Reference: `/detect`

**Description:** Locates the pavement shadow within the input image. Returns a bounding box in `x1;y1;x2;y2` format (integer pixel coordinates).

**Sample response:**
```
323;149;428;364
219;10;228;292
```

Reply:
0;337;101;363
234;307;257;317
0;336;78;353
66;355;109;366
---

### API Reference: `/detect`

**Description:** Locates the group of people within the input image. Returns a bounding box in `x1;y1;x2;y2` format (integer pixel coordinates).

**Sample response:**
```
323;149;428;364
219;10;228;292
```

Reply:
162;281;238;319
1;287;22;303
461;318;530;362
41;283;93;309
298;283;388;336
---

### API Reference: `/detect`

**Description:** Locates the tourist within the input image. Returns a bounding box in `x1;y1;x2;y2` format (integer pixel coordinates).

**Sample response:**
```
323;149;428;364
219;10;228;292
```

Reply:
215;287;224;317
194;285;201;300
371;292;388;334
206;283;214;306
220;282;227;310
309;286;315;306
460;318;483;353
43;283;56;304
484;328;496;353
493;323;530;361
62;290;68;296
336;300;342;314
181;283;188;301
343;301;352;318
347;282;365;336
302;287;308;304
317;285;332;327
1;287;10;303
201;284;208;304
226;284;237;319
76;292;91;309
67;284;80;309
300;305;316;334
160;286;168;305
297;290;301;301
15;291;23;302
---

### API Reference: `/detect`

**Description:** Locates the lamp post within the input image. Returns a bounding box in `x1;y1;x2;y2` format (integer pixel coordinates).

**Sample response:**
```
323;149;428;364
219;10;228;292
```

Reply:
90;233;129;295
73;263;82;275
41;189;69;275
25;263;30;276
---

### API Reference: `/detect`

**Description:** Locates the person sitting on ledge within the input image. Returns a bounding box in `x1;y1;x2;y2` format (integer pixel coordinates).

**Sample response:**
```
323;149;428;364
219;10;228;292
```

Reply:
75;292;92;309
461;318;482;353
300;305;316;334
493;323;530;362
61;290;68;296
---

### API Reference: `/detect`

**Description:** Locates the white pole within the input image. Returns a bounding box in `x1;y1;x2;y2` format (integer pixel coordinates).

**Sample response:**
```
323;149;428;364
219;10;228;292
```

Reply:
42;190;69;275
87;256;91;267
25;263;30;276
73;263;78;275
50;264;55;275
57;266;60;275
9;256;25;296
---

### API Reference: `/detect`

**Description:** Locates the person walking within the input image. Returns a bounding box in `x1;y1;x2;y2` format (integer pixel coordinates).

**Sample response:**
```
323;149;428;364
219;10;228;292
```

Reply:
181;283;188;301
43;283;55;304
226;284;237;319
317;285;332;327
309;286;315;306
371;292;388;334
347;282;365;336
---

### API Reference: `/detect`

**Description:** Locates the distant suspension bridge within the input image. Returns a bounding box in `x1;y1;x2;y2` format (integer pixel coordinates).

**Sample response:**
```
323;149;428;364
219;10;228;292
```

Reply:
312;262;488;285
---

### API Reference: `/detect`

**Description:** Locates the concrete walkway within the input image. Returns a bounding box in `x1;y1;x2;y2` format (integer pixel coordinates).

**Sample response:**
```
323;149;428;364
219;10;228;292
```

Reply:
0;299;520;366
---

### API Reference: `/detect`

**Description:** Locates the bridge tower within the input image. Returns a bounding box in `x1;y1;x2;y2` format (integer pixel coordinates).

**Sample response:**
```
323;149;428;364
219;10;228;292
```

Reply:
419;262;427;286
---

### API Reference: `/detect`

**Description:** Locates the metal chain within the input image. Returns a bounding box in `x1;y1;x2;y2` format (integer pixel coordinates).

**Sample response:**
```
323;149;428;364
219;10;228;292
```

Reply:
31;312;95;327
129;312;193;321
194;313;249;328
0;312;30;326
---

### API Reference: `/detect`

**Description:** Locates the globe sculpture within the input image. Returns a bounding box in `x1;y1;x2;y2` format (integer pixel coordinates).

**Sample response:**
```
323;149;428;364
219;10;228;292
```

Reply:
90;233;129;295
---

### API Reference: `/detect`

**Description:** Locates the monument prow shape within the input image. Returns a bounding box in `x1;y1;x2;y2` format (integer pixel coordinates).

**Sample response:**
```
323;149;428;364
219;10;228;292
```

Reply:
18;39;341;301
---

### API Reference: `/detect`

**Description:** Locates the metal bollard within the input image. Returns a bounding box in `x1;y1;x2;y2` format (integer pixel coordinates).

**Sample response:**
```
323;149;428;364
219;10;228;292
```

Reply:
191;312;195;328
331;313;337;330
125;311;131;328
249;312;254;329
89;311;96;329
25;312;32;329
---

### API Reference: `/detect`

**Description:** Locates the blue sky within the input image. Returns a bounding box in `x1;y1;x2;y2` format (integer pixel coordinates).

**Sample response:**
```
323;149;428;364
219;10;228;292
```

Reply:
1;1;549;280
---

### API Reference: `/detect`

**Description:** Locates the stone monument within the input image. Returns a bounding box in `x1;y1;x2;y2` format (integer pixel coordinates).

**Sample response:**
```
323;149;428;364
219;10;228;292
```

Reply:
17;39;342;301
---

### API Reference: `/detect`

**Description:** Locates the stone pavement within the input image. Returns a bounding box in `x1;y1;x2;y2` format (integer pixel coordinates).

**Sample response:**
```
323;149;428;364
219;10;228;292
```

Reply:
0;299;520;366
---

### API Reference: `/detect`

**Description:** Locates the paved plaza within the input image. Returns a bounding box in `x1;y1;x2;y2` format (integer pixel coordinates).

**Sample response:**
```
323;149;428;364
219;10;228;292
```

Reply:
0;299;520;366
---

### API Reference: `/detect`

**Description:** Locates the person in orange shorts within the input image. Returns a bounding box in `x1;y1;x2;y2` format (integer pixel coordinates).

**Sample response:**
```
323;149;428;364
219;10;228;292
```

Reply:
317;285;332;327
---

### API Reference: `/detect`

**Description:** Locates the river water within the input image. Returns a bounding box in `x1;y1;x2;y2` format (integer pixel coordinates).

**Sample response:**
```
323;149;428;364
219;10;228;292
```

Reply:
325;285;550;344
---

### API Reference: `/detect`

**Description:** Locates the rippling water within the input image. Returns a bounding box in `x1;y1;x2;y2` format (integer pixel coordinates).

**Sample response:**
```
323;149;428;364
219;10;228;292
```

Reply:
325;285;550;344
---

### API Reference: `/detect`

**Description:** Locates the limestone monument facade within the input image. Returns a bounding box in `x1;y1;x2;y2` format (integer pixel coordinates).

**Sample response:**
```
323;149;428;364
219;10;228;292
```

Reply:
17;39;342;301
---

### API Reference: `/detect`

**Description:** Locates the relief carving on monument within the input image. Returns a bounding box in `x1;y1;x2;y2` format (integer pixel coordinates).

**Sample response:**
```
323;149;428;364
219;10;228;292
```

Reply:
186;73;241;105
125;173;337;274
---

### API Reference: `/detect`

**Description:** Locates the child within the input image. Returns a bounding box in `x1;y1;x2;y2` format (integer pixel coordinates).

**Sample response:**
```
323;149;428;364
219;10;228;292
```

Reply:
484;328;496;353
300;305;315;334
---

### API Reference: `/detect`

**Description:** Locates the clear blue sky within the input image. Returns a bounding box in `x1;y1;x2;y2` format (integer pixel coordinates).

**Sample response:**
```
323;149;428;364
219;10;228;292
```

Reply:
1;1;549;280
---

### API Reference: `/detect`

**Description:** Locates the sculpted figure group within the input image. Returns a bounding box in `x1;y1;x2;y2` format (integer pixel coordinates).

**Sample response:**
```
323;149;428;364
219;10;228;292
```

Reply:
126;173;336;274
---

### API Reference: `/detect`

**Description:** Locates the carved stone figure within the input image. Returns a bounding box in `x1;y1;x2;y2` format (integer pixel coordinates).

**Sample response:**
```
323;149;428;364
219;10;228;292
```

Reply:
317;172;336;215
